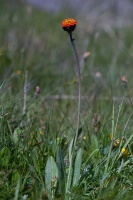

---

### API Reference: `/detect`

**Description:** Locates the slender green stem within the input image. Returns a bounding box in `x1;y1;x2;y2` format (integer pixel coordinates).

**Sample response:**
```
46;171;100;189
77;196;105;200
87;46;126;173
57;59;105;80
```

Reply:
69;32;81;148
66;32;81;197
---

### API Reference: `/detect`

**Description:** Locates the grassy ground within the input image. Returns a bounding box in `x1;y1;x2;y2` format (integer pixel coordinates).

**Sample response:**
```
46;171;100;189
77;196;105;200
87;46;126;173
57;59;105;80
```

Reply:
0;1;133;199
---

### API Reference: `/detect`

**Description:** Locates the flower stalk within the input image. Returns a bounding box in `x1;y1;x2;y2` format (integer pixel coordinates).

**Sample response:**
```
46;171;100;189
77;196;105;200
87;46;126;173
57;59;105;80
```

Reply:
62;18;81;195
62;18;81;148
69;31;81;148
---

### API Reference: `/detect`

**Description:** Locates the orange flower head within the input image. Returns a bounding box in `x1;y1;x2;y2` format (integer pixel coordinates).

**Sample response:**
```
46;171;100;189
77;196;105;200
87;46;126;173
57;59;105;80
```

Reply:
62;18;77;33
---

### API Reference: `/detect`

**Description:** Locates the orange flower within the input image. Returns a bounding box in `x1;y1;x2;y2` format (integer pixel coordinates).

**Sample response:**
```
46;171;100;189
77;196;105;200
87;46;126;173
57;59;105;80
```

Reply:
62;18;77;33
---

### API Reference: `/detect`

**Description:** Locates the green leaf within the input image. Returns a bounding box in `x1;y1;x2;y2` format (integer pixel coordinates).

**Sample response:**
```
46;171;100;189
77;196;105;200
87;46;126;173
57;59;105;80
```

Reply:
13;128;22;144
12;169;20;184
14;173;21;200
72;148;82;186
56;148;66;197
45;156;58;200
91;135;99;150
0;147;10;167
66;139;74;193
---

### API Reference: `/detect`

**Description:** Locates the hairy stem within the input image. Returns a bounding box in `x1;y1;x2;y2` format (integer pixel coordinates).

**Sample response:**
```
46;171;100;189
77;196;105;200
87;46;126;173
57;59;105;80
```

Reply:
66;32;81;197
69;32;81;148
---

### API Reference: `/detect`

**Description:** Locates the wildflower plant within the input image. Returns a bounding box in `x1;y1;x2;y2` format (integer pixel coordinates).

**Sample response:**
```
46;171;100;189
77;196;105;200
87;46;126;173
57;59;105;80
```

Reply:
1;3;133;200
61;18;82;195
62;18;81;145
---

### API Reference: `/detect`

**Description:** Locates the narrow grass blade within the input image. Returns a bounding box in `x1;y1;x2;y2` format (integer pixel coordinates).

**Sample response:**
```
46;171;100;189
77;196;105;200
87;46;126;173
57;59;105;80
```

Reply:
104;102;115;175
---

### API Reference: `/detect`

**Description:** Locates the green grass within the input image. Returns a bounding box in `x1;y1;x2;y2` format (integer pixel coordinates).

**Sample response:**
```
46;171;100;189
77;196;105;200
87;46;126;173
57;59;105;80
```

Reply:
0;1;133;199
